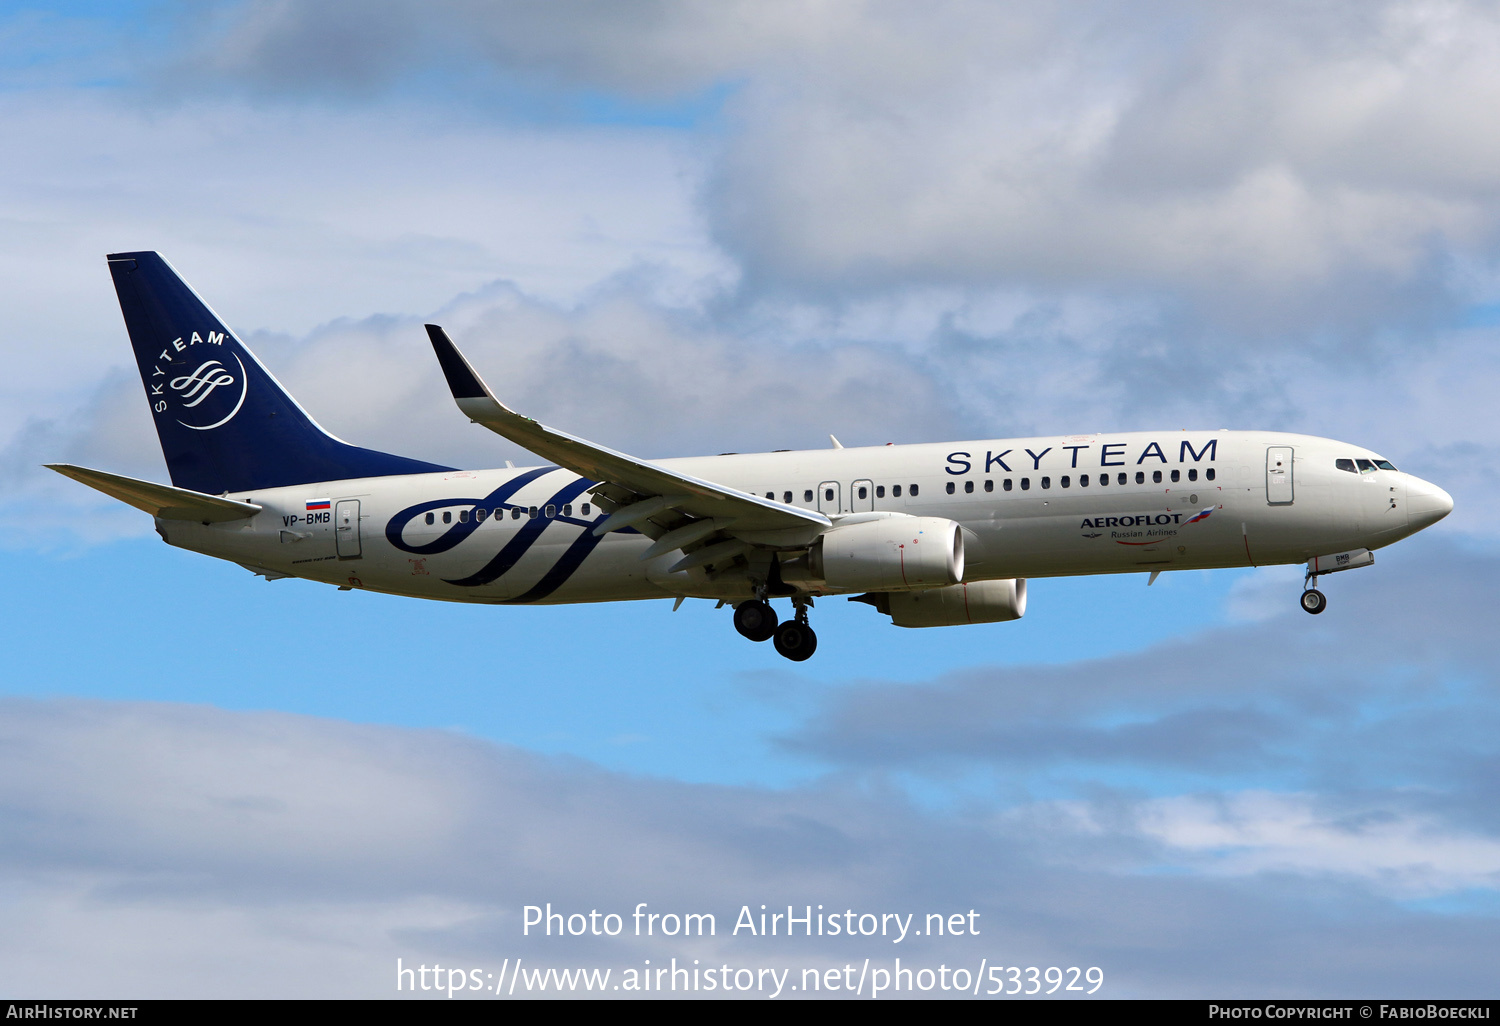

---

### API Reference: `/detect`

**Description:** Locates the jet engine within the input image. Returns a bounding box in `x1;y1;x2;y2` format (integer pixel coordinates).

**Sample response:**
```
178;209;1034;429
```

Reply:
809;516;964;591
854;578;1028;627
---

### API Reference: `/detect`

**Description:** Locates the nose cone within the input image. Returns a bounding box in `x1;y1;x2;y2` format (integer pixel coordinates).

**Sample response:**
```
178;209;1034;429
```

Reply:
1407;476;1454;532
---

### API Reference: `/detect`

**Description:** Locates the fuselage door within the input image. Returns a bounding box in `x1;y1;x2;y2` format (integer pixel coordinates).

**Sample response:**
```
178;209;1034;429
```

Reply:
336;499;362;558
1266;447;1294;505
851;479;874;513
817;481;841;515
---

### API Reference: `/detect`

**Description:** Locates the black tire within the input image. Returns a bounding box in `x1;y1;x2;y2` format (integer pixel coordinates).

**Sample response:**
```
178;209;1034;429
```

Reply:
772;620;818;661
1300;589;1327;615
733;600;778;642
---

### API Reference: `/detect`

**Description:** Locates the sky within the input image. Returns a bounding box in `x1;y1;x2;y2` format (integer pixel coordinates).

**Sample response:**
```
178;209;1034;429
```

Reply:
1;0;1498;999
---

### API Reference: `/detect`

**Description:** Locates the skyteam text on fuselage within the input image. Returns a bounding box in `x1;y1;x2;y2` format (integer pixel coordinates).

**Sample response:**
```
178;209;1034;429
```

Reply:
51;252;1455;661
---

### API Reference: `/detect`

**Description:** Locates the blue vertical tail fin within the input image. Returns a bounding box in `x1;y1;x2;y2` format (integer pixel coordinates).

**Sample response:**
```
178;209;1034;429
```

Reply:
108;251;451;495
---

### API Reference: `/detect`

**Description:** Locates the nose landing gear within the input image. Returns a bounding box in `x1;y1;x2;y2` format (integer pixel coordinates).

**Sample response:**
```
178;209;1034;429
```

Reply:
1301;568;1327;615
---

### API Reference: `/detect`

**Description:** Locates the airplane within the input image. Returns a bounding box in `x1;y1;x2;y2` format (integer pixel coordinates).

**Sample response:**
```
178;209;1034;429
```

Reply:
49;252;1455;661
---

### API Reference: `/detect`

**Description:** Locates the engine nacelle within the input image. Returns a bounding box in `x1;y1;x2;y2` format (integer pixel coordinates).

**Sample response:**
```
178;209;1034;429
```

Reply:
811;516;964;591
884;578;1028;628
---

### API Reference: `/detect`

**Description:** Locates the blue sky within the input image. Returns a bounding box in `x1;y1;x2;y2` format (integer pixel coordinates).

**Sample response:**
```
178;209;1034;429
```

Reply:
1;0;1498;999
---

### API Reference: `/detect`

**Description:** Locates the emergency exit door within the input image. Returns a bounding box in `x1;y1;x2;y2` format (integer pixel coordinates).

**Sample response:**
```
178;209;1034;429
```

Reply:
336;499;362;558
1266;447;1294;505
817;481;841;514
850;479;875;512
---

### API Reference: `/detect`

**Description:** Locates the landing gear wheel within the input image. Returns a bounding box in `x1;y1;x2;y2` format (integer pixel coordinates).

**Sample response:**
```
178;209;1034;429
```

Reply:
772;620;818;661
733;600;778;642
1300;589;1327;615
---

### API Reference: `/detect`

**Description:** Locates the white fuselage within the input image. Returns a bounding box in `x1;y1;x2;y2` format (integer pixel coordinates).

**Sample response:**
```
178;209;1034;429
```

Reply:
155;430;1449;605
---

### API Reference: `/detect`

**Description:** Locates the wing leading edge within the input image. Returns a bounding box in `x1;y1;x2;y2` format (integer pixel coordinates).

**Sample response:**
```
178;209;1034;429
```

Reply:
425;325;830;569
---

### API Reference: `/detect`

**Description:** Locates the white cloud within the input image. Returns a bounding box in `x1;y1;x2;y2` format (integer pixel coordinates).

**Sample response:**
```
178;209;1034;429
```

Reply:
0;87;721;435
1133;792;1500;897
182;1;1500;323
2;697;1498;997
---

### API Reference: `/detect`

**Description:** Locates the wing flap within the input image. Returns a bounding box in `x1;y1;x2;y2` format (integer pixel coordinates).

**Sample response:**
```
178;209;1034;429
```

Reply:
47;464;263;522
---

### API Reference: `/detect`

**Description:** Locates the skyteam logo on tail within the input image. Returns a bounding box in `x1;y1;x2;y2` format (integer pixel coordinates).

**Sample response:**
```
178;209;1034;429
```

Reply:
148;331;248;431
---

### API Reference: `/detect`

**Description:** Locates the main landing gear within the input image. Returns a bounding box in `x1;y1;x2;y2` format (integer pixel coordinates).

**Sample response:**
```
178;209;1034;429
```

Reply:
733;599;778;642
733;597;818;661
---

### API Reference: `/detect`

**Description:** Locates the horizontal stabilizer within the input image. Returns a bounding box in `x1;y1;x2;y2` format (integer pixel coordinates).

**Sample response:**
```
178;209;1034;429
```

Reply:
46;464;262;522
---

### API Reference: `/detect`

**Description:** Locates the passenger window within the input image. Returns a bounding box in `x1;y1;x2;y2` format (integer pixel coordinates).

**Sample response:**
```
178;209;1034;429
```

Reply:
1205;468;1216;481
783;491;792;503
1117;473;1127;485
893;485;902;497
1080;474;1089;486
946;481;956;494
910;484;919;496
1003;479;1013;492
1171;469;1180;483
512;507;522;520
1187;468;1198;482
1020;478;1030;490
1135;471;1145;484
1152;470;1162;483
563;504;572;517
1336;459;1357;473
425;512;435;525
824;488;834;502
964;481;973;493
443;511;452;524
858;486;868;499
1041;476;1051;489
528;507;538;519
984;479;993;492
545;504;556;518
804;489;813;502
765;492;773;500
1098;473;1108;486
876;485;885;498
582;503;591;516
1061;475;1070;488
459;509;469;523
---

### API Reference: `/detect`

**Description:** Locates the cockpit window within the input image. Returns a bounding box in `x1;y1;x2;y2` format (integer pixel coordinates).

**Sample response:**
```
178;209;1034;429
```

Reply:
1336;459;1356;473
1373;459;1398;471
1356;459;1376;473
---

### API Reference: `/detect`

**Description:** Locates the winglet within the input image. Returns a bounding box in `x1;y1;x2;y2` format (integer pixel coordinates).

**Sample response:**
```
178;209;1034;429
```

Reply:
421;324;833;535
426;324;492;401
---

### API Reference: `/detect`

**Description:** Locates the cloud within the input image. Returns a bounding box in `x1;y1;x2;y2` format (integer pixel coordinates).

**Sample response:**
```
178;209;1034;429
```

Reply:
172;1;1500;334
1;268;968;547
6;6;1500;551
779;542;1500;802
2;696;1498;997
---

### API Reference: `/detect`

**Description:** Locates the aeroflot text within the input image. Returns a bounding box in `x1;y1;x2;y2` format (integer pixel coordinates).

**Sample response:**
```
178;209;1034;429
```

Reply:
522;904;978;943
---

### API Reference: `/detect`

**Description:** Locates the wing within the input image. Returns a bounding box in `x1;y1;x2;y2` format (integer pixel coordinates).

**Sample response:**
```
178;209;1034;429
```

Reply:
426;325;829;571
47;464;262;522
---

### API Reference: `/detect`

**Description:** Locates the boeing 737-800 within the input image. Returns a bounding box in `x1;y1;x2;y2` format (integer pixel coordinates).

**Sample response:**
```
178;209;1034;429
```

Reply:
50;252;1455;661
